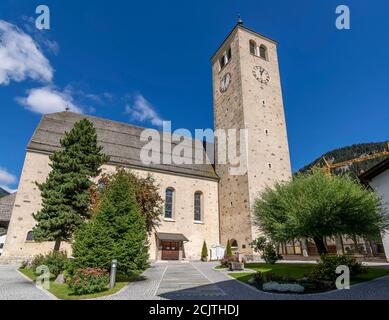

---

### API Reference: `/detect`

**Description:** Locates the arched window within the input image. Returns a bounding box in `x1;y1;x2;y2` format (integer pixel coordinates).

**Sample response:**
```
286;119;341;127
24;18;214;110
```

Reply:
165;188;174;219
219;47;232;69
259;45;268;60
26;231;34;241
231;239;238;248
194;191;203;221
249;40;256;55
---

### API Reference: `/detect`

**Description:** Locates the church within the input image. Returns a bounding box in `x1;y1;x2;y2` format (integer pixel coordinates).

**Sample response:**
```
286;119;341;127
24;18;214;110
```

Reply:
1;21;292;261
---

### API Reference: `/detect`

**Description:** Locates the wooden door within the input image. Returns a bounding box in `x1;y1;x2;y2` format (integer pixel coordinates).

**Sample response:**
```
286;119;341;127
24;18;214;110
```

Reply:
161;241;179;260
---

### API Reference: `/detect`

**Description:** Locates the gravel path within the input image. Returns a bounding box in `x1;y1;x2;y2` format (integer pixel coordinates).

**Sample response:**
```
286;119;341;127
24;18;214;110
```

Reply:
0;265;53;300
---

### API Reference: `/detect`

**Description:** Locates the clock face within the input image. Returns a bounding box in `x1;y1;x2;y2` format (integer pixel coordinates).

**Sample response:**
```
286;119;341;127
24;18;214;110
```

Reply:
252;66;270;85
220;73;232;93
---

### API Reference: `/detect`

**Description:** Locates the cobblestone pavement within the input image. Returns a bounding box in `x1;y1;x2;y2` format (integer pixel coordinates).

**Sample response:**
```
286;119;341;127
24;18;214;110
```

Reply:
100;261;389;300
0;265;53;300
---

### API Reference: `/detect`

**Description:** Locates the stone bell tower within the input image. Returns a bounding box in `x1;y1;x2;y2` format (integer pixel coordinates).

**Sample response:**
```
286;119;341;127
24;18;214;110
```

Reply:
212;20;292;255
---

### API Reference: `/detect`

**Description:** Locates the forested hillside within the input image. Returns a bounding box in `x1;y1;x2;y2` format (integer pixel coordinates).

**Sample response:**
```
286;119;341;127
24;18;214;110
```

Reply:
299;141;389;178
0;187;9;198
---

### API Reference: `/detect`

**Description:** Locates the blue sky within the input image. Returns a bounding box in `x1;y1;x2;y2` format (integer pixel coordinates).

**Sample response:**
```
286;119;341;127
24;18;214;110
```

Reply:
0;0;388;191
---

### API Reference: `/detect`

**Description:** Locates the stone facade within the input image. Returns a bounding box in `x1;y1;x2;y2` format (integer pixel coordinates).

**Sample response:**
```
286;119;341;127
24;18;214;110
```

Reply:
212;25;292;254
2;152;219;261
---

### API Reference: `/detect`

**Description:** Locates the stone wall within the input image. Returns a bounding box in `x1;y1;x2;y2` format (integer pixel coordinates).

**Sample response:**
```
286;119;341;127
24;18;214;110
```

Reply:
2;151;220;261
212;25;292;253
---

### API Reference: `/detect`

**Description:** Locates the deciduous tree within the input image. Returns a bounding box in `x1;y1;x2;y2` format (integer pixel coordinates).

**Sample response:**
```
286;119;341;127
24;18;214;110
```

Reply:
253;170;387;255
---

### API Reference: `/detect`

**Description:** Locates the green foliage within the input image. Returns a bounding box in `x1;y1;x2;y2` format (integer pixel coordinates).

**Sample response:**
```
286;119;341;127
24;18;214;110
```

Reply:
91;169;164;235
31;251;68;277
201;241;208;260
32;119;109;250
311;254;367;281
67;268;109;295
299;141;389;178
225;239;233;257
72;168;149;275
253;170;387;255
0;187;9;198
250;236;282;264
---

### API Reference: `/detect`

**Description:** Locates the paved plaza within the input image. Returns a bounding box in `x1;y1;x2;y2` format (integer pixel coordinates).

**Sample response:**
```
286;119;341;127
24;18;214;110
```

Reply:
0;265;53;300
1;261;389;300
99;261;389;300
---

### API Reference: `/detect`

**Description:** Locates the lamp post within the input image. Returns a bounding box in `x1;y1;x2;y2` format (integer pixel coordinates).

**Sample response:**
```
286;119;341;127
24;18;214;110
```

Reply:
110;259;117;289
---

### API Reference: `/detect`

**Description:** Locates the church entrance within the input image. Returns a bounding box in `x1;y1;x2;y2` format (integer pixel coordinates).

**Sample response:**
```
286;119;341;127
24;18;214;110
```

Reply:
156;232;189;261
161;241;179;260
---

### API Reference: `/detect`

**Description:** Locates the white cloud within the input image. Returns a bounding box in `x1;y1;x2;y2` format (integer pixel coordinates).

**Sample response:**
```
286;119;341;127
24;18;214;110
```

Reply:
16;86;82;114
125;94;164;127
0;167;17;193
21;16;59;55
0;167;16;185
0;19;53;85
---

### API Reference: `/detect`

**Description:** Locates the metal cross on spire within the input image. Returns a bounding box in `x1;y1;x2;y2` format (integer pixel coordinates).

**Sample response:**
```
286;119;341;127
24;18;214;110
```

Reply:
237;14;243;25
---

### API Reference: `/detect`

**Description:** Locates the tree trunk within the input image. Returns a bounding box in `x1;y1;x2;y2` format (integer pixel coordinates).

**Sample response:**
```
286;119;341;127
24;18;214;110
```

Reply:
313;236;328;255
54;238;61;251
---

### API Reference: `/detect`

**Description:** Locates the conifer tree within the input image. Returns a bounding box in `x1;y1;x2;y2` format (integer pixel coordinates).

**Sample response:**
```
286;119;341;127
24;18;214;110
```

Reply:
201;240;208;261
72;169;149;275
33;118;109;251
225;239;233;257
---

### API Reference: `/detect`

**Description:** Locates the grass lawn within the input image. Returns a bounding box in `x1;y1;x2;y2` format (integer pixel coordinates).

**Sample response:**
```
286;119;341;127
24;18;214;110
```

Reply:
19;268;136;300
229;263;389;287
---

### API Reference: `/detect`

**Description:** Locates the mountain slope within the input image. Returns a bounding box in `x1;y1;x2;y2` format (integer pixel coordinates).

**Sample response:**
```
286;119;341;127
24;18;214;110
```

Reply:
0;187;9;198
299;141;389;178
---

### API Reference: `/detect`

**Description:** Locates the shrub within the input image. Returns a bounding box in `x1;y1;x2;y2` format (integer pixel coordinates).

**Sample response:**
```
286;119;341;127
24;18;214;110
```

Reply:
67;268;109;295
201;241;208;261
220;255;238;267
253;271;283;287
31;251;68;277
20;260;30;269
311;254;367;281
250;236;282;264
262;281;305;293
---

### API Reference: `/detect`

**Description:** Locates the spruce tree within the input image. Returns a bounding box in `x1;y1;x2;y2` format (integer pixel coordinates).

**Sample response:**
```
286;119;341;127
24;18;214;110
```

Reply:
33;118;109;251
72;169;149;275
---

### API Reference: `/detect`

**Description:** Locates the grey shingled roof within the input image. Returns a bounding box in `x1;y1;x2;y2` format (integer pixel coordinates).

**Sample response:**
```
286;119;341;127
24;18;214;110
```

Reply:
0;193;16;222
27;112;218;180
